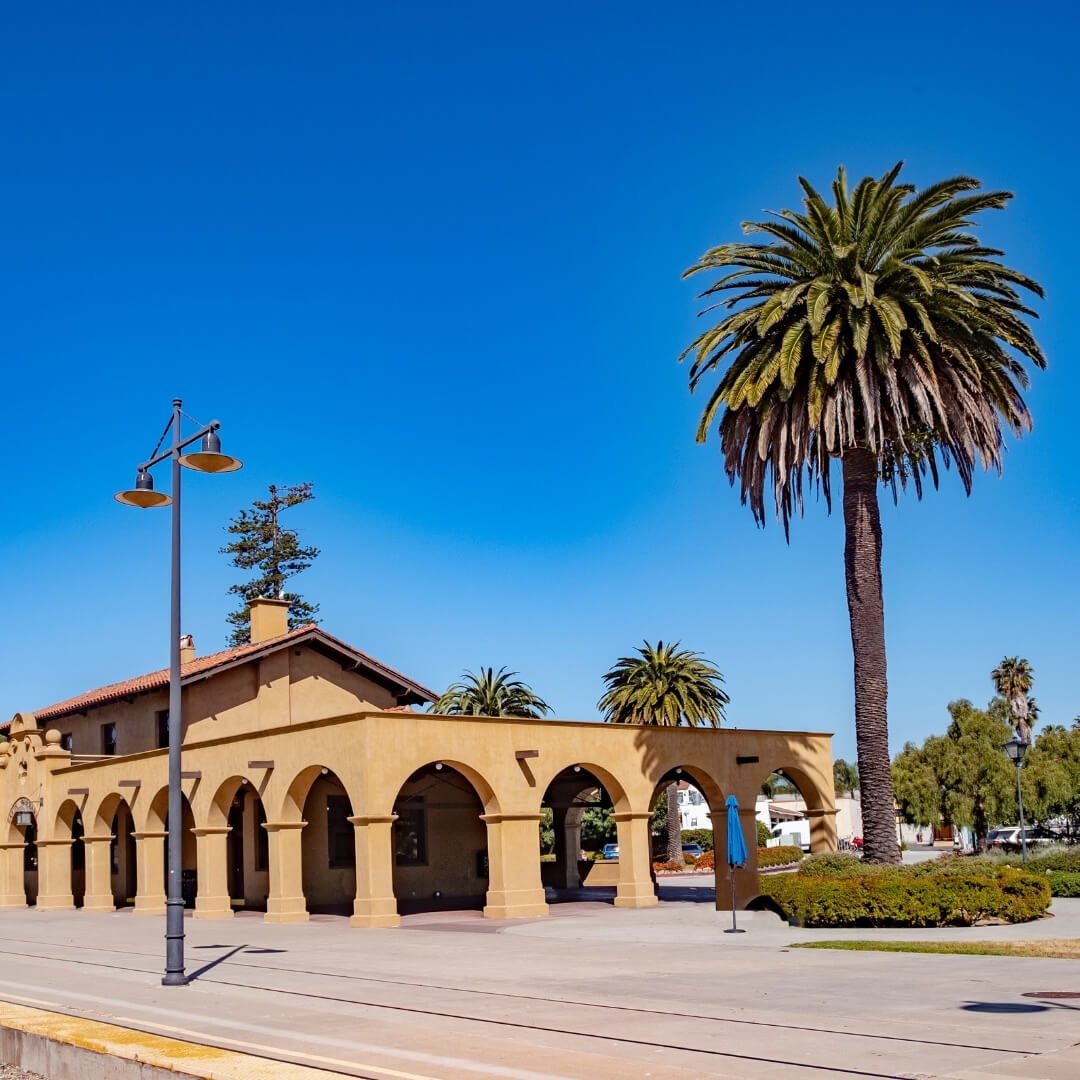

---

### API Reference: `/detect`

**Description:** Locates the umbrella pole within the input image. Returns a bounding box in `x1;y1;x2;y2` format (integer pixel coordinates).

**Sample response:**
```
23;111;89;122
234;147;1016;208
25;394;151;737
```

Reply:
724;866;745;933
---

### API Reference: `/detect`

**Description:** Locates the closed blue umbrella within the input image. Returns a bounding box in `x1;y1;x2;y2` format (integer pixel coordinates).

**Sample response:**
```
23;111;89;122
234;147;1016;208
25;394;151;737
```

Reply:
724;794;748;933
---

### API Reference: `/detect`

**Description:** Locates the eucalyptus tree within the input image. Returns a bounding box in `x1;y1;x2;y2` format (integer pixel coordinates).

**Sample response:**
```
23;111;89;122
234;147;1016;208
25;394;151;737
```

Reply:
599;641;729;862
682;164;1045;862
992;656;1036;742
430;667;552;718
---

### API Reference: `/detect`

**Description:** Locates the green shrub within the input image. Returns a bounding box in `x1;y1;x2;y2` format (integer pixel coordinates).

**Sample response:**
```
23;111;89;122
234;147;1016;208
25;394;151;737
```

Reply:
798;852;871;877
758;845;803;868
680;829;714;852
1046;871;1080;897
1029;848;1080;873
756;821;771;847
760;864;1050;927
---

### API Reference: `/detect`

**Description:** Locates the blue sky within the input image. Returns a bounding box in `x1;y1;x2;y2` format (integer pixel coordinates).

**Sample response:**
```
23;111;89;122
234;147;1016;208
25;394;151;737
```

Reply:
2;3;1077;761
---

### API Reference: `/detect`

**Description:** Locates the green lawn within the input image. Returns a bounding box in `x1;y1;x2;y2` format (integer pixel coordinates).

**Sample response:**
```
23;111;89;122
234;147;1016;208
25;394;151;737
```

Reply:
792;939;1080;959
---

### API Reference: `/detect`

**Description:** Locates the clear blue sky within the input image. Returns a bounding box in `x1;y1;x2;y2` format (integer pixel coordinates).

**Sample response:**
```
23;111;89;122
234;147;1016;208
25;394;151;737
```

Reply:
2;3;1077;760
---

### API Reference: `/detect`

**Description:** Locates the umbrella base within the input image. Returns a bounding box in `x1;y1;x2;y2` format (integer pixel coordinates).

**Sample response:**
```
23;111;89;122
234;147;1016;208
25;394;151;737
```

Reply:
723;928;746;934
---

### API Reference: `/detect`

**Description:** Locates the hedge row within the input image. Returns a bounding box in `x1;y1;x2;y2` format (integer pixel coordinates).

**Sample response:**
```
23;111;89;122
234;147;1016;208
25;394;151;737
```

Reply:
760;864;1050;927
1046;871;1080;898
758;845;803;868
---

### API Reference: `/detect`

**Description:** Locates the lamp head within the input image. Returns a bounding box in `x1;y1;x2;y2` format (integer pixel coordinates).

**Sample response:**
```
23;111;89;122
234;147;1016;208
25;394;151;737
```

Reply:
115;468;172;508
1002;736;1029;765
178;430;243;474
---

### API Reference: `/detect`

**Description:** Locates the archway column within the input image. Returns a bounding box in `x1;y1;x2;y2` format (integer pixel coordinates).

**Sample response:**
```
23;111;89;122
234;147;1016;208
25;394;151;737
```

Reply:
81;834;115;913
263;820;309;923
806;807;838;854
348;815;400;928
0;842;26;908
192;826;234;919
716;806;760;911
481;813;547;919
612;811;658;909
132;830;167;915
35;838;75;910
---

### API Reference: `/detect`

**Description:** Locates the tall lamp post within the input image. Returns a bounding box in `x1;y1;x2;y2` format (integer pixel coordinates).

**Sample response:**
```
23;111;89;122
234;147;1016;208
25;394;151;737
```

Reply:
1002;736;1030;865
115;399;241;986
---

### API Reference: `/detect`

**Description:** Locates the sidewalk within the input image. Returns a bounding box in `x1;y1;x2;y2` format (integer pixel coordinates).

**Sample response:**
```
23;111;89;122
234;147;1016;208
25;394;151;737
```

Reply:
0;894;1075;1079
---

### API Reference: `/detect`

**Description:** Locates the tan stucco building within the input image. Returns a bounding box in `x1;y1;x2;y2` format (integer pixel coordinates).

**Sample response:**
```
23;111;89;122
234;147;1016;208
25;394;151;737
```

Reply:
1;599;836;927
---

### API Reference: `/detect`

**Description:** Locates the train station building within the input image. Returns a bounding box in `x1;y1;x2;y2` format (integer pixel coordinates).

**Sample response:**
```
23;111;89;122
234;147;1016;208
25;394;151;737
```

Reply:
1;599;835;926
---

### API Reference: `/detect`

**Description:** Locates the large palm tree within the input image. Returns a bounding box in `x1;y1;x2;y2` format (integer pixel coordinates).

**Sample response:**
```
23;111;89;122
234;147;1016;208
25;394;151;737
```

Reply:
429;666;552;718
599;641;729;862
681;164;1045;863
992;656;1035;743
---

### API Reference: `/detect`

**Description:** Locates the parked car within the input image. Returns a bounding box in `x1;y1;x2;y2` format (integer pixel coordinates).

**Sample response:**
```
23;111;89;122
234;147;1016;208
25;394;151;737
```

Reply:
681;843;705;859
988;826;1061;849
600;843;620;860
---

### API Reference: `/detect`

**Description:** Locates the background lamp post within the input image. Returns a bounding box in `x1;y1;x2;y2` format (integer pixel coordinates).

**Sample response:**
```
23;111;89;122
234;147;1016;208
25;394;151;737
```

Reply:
115;399;241;986
1002;736;1030;865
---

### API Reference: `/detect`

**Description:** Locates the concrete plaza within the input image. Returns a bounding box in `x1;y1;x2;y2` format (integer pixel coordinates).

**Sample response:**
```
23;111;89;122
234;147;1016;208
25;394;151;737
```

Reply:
0;883;1077;1079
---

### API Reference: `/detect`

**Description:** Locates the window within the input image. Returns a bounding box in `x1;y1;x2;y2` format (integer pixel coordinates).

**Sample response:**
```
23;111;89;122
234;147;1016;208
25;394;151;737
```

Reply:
394;807;427;866
156;711;169;749
101;723;117;756
60;733;72;752
326;795;355;869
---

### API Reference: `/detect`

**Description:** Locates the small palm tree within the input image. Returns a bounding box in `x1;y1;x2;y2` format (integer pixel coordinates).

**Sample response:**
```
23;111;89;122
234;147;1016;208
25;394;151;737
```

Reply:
992;657;1035;742
681;164;1044;862
430;667;552;719
833;758;861;798
599;641;729;862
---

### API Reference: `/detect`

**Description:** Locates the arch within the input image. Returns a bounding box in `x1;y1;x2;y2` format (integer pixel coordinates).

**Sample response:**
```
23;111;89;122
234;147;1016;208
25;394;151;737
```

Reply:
646;764;724;863
755;761;835;854
205;774;268;912
87;792;136;908
54;799;85;908
143;785;197;907
378;757;500;820
279;763;362;825
293;766;354;915
538;760;632;816
390;761;490;915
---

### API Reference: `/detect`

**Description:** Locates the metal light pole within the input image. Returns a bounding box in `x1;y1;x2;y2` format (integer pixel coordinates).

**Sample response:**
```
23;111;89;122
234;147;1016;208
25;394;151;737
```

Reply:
115;399;241;986
1002;736;1030;865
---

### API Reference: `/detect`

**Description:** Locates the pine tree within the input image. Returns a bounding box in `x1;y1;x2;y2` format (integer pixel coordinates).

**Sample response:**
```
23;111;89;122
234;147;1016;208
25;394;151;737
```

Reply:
222;483;320;646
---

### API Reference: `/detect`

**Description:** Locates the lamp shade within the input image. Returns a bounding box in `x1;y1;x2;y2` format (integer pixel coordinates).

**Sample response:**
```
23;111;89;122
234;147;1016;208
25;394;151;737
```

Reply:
115;469;171;508
1002;736;1029;765
178;431;242;474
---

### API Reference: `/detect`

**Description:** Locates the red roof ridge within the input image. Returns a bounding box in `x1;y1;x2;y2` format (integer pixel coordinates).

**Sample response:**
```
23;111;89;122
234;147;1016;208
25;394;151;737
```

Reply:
14;623;433;726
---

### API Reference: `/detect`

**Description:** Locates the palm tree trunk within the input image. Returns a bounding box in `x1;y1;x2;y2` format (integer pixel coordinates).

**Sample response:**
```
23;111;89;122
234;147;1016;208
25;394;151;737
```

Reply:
666;783;682;863
842;449;900;865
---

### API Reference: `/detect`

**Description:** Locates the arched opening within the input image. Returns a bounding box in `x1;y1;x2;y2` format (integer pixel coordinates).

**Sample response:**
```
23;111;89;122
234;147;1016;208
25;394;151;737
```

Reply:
298;767;355;916
646;767;721;905
391;762;489;914
19;816;37;906
209;777;269;913
56;801;85;908
93;794;136;907
540;765;623;898
758;766;832;855
147;788;198;908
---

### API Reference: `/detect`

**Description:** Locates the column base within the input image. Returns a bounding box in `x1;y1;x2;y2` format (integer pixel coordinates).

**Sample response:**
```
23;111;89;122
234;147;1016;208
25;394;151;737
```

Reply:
614;883;659;908
0;895;28;909
264;897;309;924
80;895;116;913
35;896;75;911
483;888;548;919
349;912;401;928
193;898;235;920
133;896;167;916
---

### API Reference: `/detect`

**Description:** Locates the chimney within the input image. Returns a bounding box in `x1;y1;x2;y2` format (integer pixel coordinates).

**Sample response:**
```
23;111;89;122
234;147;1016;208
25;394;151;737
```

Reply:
248;597;291;644
179;635;196;664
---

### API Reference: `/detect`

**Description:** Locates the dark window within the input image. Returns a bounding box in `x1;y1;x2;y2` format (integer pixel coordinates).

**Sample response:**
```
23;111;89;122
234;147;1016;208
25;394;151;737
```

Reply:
394;807;427;866
71;814;85;872
254;799;268;872
23;822;37;872
327;795;355;869
60;733;72;752
101;723;117;756
156;711;169;749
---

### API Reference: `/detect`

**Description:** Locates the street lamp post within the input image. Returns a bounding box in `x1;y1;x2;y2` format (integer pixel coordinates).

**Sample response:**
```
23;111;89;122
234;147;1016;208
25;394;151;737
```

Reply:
115;399;241;986
1002;736;1030;865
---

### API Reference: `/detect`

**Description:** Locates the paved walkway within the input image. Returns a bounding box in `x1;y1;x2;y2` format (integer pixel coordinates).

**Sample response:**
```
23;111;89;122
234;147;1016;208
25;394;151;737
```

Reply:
0;889;1076;1079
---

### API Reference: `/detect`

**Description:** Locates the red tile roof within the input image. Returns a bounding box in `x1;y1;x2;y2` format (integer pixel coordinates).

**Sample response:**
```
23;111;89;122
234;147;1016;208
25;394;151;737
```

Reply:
13;625;434;726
